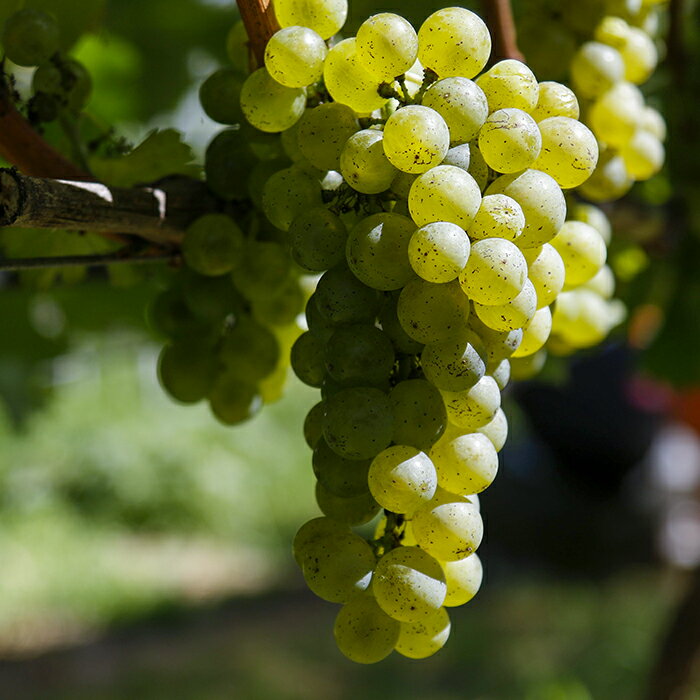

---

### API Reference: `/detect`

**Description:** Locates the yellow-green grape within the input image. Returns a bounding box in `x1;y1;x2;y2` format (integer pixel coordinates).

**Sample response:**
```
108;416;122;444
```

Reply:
522;243;565;309
441;143;471;171
478;108;542;174
441;375;501;431
530;81;580;122
346;212;416;291
467;143;490;192
293;517;349;566
421;334;486;392
368;445;438;514
397;279;471;345
408;165;481;229
583;265;615;298
594;15;631;47
233;241;292;301
578;150;633;202
261;165;322;231
2;8;59;67
459;238;527;305
280;120;304;162
316;482;381;526
383;106;450;174
240;67;306;132
340;129;397;194
226;21;248;72
421;77;489;144
389;379;447;452
297;103;358;171
486;169;566;248
373;546;447;622
408;222;471;283
315;265;380;326
491;358;511;390
468;316;522;363
475;408;508;452
289;208;347;272
324;38;386;113
551;290;620;349
589;82;644;149
304;403;326;450
442;554;483;606
199;69;244;125
430;431;498;495
417;7;491;79
356;12;418;81
476;59;539;113
551;221;607;289
183;213;243;276
640;105;667;141
570;41;625;99
412;488;484;561
473;278;537;332
510;348;547;380
264;26;327;88
334;593;400;664
619;26;658;84
511;306;552;357
395;607;451;659
391;171;418;199
273;0;347;40
570;203;612;245
533;117;599;189
468;194;525;242
619;129;665;180
158;341;218;404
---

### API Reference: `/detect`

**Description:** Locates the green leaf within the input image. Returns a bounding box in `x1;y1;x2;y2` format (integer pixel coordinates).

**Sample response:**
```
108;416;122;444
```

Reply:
89;128;199;187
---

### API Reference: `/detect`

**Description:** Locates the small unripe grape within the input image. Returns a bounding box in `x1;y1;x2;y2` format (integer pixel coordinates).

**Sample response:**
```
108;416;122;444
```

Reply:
3;9;59;67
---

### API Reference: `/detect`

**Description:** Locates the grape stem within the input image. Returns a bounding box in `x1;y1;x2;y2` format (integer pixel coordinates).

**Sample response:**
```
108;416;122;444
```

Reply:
481;0;525;63
236;0;280;69
0;249;179;271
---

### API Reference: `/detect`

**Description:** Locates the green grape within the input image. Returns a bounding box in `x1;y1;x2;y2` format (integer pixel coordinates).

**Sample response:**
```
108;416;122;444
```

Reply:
473;278;538;332
233;241;292;300
262;165;322;231
280;119;305;162
148;288;213;339
468;317;522;363
421;77;488;144
397;279;471;345
205;128;258;200
334;593;400;664
551;221;607;289
273;0;347;40
314;265;380;325
297;103;358;171
182;270;244;323
441;375;501;430
417;7;491;79
475;408;508;452
486;169;566;248
304;402;326;449
570;42;624;99
511;305;552;357
247;158;288;210
582;265;615;298
509;348;547;380
313;439;372;498
240;67;306;133
264;26;327;88
208;372;262;425
522;243;566;309
441;143;471;171
589;82;644;149
32;61;62;95
356;12;418;81
323;387;394;460
340;129;397;194
476;59;539;113
368;445;437;514
289;208;347;272
373;546;447;622
391;171;419;199
430;431;498;495
315;481;381;526
158;340;219;404
323;38;386;113
293;516;349;566
305;293;335;342
60;58;92;112
291;331;326;387
530;81;580;122
219;316;280;381
199;68;244;125
3;9;59;67
383;106;450;174
478;108;542;174
182;214;243;276
577;150;633;202
412;488;484;561
467;143;490;192
395;607;451;659
468;194;525;242
532;117;599;189
640;105;666;141
225;20;248;72
346;213;416;291
442;553;483;606
325;323;395;388
300;527;374;601
379;292;425;355
408;222;471;284
421;334;486;393
389;379;446;451
619;26;657;84
459;237;527;305
619;129;664;180
408;165;481;229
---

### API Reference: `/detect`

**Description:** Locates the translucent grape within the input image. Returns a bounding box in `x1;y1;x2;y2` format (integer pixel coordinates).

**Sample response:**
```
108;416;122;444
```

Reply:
199;68;244;124
264;26;327;88
383;106;450;174
619;26;657;84
589;82;644;149
356;12;419;81
182;214;244;276
396;607;451;659
468;317;522;363
522;243;566;308
261;165;322;231
467;143;490;192
378;293;425;354
289;208;347;272
475;408;508;452
570;42;624;99
441;143;471;171
578;151;633;202
417;7;491;79
273;0;347;39
478;108;542;174
620;129;664;180
583;265;615;299
551;221;607;288
509;304;552;357
290;331;326;387
468;194;525;242
430;431;498;495
491;357;510;390
3;9;59;67
293;516;349;566
373;546;447;622
509;348;547;380
442;553;483;606
240;67;306;133
226;21;248;72
408;222;471;283
340;129;397;194
571;203;612;245
476;59;539;112
530;81;580;122
389;379;447;451
473;278;538;332
297;103;358;171
313;439;372;498
304;402;326;449
314;265;380;325
219;317;280;380
208;372;262;425
158;341;218;404
441;375;501;430
640;106;666;141
421;334;486;393
316;481;381;525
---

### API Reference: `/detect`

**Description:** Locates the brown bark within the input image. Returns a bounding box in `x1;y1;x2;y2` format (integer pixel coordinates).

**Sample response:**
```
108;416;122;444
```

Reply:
482;0;525;64
236;0;280;69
